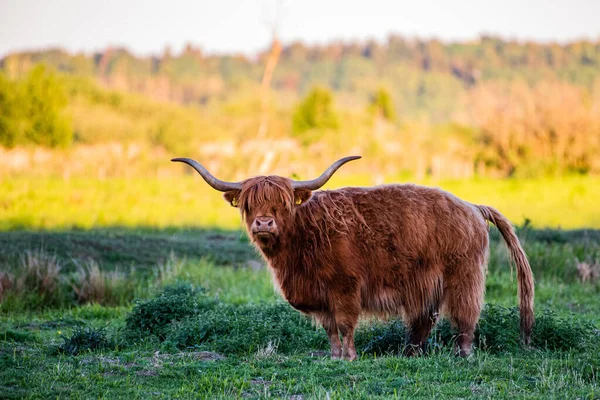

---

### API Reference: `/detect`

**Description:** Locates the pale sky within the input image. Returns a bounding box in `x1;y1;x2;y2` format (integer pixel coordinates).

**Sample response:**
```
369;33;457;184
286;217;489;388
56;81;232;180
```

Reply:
1;0;599;58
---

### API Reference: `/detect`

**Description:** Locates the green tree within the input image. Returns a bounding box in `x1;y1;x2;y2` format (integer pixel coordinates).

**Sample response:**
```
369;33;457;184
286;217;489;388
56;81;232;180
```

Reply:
368;87;397;122
21;65;73;147
0;73;22;147
292;86;339;135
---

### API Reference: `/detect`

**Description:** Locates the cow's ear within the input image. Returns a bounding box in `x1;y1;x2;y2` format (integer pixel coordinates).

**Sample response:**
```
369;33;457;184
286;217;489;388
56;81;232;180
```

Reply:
223;190;241;207
293;189;312;206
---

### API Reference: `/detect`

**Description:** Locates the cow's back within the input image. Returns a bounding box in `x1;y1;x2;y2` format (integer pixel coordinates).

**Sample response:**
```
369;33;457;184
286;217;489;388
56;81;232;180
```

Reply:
334;184;487;254
317;184;490;315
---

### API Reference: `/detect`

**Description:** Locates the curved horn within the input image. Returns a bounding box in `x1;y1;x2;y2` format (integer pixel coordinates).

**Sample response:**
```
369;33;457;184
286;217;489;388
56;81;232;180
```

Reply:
291;156;361;190
171;158;242;192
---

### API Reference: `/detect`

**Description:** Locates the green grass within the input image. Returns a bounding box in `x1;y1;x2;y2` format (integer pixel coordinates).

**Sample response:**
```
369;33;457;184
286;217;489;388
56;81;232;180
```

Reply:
1;228;599;398
2;175;600;230
0;262;598;398
1;346;598;399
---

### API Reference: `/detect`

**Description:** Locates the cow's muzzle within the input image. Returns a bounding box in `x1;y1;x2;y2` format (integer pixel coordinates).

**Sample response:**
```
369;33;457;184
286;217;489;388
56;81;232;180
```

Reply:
250;217;278;241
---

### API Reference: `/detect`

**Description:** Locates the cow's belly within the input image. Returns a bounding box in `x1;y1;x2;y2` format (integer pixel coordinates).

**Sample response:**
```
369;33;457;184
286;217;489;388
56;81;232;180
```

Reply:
361;286;404;315
287;299;328;314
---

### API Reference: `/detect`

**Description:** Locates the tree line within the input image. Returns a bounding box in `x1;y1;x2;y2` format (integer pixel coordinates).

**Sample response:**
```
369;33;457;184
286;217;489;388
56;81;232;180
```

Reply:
2;35;599;113
0;35;599;177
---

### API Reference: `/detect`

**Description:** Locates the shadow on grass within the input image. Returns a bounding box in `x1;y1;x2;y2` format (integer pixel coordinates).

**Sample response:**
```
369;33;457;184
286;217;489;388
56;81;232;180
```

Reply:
2;225;600;279
0;227;257;272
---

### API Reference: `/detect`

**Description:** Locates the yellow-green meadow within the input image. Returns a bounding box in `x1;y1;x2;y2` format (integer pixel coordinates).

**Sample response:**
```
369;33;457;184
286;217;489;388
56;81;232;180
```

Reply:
2;175;599;230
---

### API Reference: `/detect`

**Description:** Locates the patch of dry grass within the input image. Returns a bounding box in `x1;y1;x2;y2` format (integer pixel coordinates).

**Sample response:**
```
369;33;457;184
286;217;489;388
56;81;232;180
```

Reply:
575;258;600;283
17;249;62;296
70;259;133;306
0;270;15;301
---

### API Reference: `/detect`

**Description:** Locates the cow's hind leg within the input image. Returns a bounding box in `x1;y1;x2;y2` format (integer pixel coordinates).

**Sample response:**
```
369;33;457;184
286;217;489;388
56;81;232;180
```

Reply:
404;306;439;357
443;260;485;357
402;271;442;357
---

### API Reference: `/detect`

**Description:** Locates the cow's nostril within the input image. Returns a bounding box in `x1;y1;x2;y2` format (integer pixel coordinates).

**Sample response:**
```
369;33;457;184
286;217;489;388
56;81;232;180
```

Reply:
267;220;273;227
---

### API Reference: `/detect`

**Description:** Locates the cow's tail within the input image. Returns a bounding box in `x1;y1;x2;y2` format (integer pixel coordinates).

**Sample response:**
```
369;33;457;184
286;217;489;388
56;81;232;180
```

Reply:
478;205;535;344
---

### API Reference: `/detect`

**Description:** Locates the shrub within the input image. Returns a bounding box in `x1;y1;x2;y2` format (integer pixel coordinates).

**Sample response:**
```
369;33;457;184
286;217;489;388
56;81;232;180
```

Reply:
532;309;598;351
125;282;216;340
0;73;22;148
357;318;456;356
475;304;521;353
477;305;597;353
164;302;326;355
54;325;114;356
0;65;73;148
358;320;407;355
368;87;396;122
21;65;73;147
292;86;339;145
358;304;598;356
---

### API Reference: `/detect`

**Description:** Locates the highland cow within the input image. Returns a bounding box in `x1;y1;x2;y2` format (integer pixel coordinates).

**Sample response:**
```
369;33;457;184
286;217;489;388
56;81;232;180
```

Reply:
172;156;534;360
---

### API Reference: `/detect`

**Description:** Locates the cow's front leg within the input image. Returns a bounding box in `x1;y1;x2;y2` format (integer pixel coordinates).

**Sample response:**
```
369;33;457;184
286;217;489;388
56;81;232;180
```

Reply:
339;324;357;361
320;314;342;359
330;280;361;361
335;308;359;361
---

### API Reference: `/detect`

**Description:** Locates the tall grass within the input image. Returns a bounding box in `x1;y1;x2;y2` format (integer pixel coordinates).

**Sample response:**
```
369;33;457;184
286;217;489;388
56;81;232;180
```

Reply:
70;260;138;306
18;249;62;294
0;271;14;301
0;254;275;312
2;242;599;316
1;248;169;312
1;248;67;308
488;238;600;282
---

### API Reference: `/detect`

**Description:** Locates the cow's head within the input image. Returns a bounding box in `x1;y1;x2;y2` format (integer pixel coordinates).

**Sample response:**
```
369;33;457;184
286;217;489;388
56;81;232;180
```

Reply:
172;156;360;253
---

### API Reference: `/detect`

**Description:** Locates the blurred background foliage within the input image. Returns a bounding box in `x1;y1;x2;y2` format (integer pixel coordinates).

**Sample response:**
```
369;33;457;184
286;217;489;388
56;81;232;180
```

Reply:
0;35;599;181
0;65;72;148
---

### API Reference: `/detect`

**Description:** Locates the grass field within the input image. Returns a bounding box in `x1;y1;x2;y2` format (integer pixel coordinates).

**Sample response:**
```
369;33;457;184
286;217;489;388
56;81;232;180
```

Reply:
2;175;600;230
1;225;599;398
1;175;599;398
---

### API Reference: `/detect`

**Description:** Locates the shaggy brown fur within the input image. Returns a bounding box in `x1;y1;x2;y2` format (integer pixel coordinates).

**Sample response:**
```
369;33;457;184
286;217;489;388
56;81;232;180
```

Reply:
218;177;535;360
